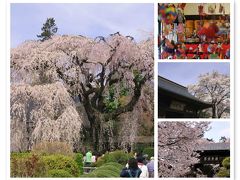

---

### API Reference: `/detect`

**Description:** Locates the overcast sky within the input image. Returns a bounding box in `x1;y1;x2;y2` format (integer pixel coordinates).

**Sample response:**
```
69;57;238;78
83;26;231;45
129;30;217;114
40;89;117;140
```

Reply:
158;62;230;86
204;121;230;142
11;3;153;48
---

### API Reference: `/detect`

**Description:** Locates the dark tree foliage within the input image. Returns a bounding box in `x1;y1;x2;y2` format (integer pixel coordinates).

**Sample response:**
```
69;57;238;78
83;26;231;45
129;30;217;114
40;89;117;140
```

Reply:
37;18;58;41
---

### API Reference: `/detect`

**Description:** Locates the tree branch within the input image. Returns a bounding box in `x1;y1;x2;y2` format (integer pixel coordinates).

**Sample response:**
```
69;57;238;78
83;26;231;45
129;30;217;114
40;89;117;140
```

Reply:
111;74;149;117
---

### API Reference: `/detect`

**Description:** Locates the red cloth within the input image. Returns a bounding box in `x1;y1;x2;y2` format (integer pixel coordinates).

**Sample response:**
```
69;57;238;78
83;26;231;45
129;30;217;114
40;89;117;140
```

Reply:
185;43;229;59
197;23;219;39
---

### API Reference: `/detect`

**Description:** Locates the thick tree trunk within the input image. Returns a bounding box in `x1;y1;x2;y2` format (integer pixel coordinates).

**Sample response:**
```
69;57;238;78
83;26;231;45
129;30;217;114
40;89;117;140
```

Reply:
88;113;110;152
92;121;101;151
91;114;117;152
212;104;217;118
79;73;149;152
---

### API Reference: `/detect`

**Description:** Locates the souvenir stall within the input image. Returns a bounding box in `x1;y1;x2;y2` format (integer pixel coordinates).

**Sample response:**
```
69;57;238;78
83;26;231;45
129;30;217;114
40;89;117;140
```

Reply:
158;3;230;59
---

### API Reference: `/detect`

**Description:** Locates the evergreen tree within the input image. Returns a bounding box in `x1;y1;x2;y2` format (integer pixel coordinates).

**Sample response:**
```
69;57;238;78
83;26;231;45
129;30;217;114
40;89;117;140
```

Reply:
219;136;227;143
37;18;58;41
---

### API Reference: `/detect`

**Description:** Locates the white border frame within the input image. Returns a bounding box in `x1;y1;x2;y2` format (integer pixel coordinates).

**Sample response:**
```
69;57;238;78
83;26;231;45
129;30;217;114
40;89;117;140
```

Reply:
6;0;234;180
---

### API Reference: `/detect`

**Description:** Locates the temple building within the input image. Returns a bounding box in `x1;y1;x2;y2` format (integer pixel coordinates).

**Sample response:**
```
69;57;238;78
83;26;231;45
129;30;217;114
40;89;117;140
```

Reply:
158;76;211;118
196;142;230;165
194;142;230;177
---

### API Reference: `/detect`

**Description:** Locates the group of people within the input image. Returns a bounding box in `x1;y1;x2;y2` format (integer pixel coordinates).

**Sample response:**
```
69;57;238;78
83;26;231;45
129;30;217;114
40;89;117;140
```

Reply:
83;150;154;178
120;153;154;178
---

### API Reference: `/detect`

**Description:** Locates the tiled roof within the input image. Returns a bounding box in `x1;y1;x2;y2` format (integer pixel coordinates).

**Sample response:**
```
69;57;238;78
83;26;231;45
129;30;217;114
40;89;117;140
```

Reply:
196;142;230;151
158;76;211;107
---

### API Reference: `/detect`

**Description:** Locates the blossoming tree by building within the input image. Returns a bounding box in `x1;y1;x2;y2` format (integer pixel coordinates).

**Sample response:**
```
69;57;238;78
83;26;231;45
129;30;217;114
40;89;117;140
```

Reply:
188;71;230;118
158;121;210;177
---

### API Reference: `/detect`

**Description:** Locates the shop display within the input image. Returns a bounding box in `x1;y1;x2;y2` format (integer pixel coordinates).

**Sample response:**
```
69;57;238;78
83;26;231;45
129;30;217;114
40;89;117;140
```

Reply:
158;3;230;59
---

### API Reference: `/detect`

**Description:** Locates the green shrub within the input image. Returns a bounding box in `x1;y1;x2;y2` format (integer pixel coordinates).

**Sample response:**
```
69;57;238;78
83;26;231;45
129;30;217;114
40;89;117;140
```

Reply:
80;173;95;177
143;147;154;159
97;165;121;174
216;157;230;177
92;169;120;177
32;141;73;156
216;167;230;177
48;169;73;177
94;157;105;167
81;162;122;178
222;157;230;169
95;150;133;167
42;154;79;177
75;153;84;175
101;162;123;170
11;152;31;159
11;152;81;177
82;169;119;178
10;153;47;177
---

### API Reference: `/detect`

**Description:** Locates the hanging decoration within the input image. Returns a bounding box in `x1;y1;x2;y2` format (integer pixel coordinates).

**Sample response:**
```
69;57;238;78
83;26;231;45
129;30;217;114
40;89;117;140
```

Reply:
219;3;226;15
158;3;230;59
208;4;216;14
165;4;177;24
198;4;205;16
179;3;186;10
158;4;166;22
177;5;186;23
158;4;177;25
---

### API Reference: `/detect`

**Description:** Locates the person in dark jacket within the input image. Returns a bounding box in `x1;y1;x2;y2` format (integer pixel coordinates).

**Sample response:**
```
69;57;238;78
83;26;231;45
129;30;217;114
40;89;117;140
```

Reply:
120;158;142;178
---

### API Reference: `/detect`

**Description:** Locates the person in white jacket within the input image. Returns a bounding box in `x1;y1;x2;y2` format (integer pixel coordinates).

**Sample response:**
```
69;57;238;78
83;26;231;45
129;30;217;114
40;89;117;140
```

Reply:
137;156;149;178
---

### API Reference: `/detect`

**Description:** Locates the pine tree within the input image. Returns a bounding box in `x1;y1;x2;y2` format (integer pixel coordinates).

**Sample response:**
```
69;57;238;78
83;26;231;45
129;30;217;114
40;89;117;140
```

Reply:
37;18;58;41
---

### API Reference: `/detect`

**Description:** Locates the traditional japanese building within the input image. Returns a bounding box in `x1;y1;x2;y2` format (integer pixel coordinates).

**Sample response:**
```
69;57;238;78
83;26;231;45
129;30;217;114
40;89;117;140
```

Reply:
194;142;230;177
158;76;211;118
196;142;230;165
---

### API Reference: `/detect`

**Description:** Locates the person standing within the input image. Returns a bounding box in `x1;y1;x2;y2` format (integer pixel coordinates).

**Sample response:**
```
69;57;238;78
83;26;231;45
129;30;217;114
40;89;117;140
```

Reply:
120;158;142;178
91;154;96;163
137;156;149;178
146;157;154;178
85;150;92;167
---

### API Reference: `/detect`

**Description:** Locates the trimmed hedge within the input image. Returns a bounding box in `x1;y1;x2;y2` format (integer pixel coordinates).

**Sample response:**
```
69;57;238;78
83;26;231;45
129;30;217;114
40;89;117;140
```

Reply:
48;169;73;177
11;153;80;177
11;151;125;178
75;153;84;175
11;153;47;177
91;169;119;177
95;150;133;167
101;162;123;170
81;162;122;178
97;165;121;174
42;154;80;177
